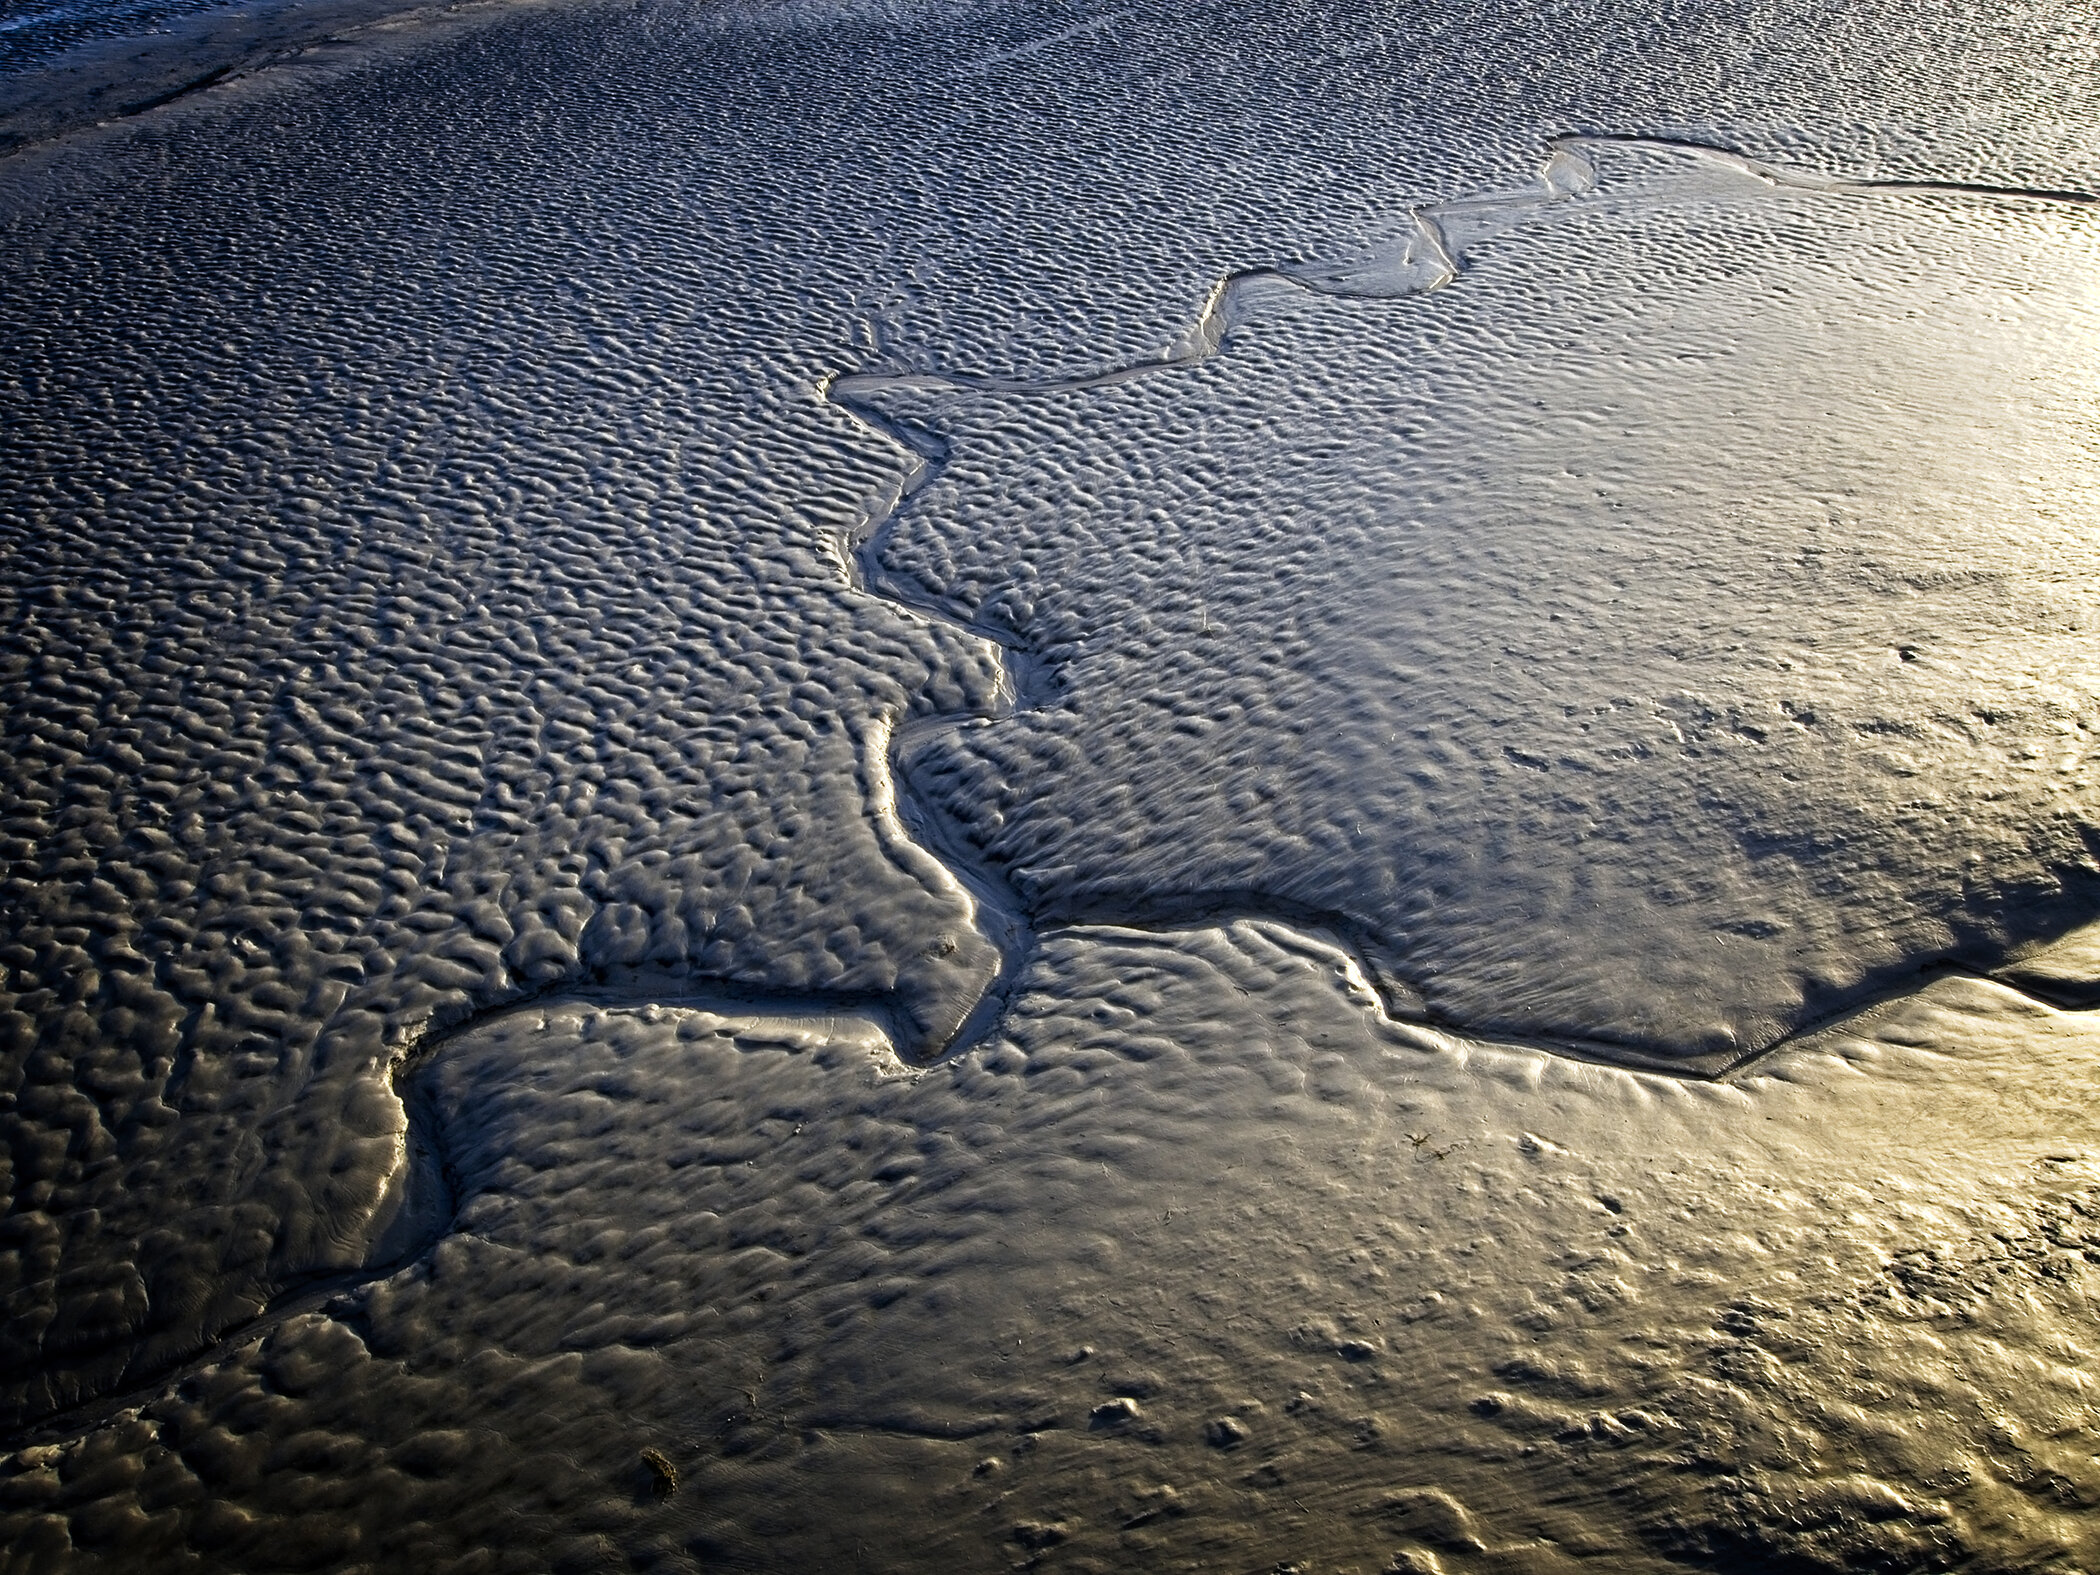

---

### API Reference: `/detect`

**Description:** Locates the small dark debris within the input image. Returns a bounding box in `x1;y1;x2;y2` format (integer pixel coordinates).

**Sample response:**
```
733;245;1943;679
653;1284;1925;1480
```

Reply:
640;1447;679;1496
1090;1397;1142;1427
1012;1520;1066;1550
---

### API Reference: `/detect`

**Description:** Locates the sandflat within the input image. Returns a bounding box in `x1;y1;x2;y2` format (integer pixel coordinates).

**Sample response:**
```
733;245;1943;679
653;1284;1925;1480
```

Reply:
4;1;2100;1569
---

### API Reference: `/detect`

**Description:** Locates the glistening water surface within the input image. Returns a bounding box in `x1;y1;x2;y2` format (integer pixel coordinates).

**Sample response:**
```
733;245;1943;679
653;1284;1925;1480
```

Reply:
4;0;2100;1569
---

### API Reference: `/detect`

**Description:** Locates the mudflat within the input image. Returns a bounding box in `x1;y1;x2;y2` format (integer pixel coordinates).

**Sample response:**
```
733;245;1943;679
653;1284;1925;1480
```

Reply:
4;1;2100;1569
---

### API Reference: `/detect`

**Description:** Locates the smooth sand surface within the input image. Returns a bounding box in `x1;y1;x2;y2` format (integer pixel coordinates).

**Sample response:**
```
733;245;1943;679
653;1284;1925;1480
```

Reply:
4;0;2100;1568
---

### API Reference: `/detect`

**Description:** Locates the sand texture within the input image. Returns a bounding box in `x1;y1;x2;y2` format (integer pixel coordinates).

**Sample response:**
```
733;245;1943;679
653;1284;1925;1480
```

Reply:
861;137;2100;1065
0;0;547;157
4;0;2100;1567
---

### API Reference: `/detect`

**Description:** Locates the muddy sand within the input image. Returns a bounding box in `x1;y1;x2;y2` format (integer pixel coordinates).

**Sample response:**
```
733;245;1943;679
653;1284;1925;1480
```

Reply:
5;0;2100;1569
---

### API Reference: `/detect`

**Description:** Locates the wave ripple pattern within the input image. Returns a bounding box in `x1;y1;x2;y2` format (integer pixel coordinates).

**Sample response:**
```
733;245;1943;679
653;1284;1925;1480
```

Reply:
863;136;2100;1068
3;0;2100;1565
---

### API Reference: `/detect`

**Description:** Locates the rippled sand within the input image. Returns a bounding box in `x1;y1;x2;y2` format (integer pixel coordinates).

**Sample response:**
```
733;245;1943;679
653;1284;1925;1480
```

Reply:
4;0;2100;1569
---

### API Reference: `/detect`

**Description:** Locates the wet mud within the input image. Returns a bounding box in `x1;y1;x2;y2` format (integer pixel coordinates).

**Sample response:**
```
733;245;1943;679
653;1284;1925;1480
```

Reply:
7;1;2100;1568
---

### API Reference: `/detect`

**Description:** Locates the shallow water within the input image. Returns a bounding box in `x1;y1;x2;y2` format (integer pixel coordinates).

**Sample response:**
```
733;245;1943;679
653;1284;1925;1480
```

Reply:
4;0;2100;1568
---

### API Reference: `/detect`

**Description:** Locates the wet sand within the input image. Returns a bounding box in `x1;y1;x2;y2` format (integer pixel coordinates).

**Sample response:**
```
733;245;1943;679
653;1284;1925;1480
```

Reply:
0;0;557;158
4;0;2100;1568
